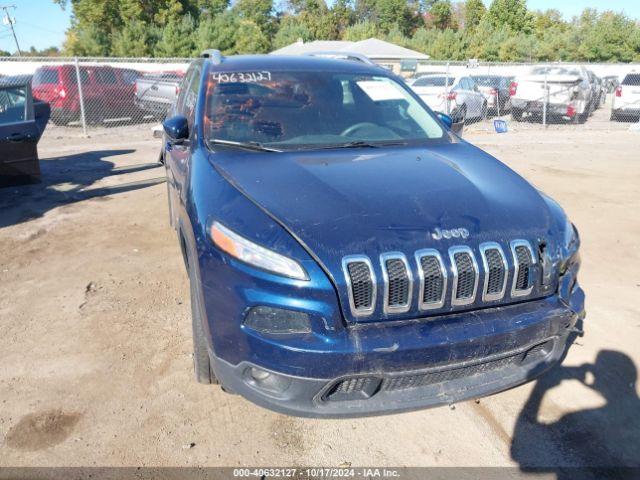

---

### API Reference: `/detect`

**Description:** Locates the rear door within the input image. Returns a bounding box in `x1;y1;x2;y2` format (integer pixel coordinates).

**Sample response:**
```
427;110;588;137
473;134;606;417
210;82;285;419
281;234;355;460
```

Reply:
0;82;41;184
94;67;120;118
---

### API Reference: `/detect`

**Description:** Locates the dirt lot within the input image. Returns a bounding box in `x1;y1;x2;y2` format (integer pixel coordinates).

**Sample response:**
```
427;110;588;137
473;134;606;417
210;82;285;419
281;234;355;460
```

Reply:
1;108;639;472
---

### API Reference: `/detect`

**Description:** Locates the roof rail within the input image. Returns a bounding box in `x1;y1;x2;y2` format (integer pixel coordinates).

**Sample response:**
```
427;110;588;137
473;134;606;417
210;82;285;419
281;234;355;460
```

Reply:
201;49;223;65
303;51;376;66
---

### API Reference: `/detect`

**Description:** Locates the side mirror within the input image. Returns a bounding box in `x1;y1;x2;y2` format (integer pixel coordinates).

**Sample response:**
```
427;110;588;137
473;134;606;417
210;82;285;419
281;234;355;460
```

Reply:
163;115;189;143
436;111;464;135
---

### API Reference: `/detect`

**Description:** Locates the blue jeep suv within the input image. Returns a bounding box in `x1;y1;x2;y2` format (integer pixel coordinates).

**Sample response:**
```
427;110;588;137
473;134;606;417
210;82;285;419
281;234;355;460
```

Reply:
162;51;585;417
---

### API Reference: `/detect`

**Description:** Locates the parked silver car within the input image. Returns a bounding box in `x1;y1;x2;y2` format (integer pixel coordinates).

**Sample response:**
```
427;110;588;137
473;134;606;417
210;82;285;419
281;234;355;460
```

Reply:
511;66;594;123
409;74;487;123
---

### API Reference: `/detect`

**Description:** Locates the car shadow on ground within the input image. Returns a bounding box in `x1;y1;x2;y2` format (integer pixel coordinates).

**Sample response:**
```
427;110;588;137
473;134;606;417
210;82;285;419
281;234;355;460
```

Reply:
0;149;165;229
511;320;640;479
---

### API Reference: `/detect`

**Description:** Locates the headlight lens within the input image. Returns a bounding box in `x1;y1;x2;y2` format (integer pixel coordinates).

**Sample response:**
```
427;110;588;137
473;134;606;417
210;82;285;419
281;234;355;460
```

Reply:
211;221;308;280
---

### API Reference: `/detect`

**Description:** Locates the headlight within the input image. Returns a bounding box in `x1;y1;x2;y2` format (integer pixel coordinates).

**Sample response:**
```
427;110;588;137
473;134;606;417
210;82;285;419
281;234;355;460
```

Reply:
210;221;308;280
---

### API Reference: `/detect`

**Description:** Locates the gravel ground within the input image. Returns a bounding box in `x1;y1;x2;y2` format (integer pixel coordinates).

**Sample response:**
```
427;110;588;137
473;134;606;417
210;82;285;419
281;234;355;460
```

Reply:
1;106;639;473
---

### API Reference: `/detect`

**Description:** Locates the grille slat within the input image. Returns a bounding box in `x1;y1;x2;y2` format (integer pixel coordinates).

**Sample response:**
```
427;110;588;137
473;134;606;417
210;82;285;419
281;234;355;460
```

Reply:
515;246;532;289
344;257;375;316
451;248;478;305
486;250;505;294
480;243;507;301
511;240;536;297
386;259;409;307
421;257;443;303
381;254;412;313
415;250;446;310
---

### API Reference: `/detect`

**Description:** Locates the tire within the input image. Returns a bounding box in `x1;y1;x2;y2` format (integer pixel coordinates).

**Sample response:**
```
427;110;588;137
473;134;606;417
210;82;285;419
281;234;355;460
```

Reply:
577;107;589;124
511;108;523;122
480;101;488;120
453;105;466;125
189;259;219;385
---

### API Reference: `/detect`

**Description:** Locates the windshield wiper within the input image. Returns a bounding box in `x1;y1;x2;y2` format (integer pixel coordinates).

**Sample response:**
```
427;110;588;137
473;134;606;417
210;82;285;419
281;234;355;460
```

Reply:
210;139;281;152
316;140;408;150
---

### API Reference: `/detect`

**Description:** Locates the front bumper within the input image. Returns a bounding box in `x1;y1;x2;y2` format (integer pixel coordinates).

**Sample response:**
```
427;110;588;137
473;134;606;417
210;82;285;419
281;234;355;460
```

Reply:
209;285;585;418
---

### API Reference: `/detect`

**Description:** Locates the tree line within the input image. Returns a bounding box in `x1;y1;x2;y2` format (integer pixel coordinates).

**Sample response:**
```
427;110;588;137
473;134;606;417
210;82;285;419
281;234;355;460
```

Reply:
23;1;640;62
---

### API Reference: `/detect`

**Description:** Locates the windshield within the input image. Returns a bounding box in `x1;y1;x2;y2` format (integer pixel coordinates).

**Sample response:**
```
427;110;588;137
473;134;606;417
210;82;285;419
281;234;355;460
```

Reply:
529;67;581;76
472;76;500;87
412;76;451;87
622;74;640;86
204;71;446;151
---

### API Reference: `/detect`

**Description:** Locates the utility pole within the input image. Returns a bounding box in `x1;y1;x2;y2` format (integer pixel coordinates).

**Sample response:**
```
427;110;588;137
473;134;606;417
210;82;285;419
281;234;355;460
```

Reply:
1;4;21;56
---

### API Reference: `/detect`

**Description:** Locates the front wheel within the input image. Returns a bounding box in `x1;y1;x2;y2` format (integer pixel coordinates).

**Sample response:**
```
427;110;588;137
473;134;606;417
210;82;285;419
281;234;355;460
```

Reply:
511;108;523;122
189;258;219;385
452;105;467;125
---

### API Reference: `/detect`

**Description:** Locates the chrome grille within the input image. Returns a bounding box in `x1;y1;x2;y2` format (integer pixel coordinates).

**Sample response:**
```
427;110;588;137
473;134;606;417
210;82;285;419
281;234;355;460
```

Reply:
450;247;478;306
381;253;412;314
342;239;537;318
480;242;507;301
343;256;376;316
511;240;536;297
415;249;446;310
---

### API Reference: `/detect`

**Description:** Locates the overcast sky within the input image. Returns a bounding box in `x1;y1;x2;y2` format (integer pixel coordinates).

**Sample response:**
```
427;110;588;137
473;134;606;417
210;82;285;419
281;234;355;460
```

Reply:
1;0;639;54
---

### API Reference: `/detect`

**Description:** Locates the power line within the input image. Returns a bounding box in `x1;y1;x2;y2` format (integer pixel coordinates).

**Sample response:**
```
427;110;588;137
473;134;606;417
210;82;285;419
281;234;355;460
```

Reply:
0;4;21;56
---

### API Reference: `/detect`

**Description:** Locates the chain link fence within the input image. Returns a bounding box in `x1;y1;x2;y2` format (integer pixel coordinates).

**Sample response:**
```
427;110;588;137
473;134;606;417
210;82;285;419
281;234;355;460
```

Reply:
1;56;639;138
0;56;189;137
408;60;640;132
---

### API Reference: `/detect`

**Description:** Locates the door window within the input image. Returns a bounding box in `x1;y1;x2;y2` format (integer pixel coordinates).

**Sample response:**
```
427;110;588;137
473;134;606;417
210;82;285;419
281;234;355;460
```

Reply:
467;78;478;91
0;87;27;124
32;69;59;85
95;69;117;84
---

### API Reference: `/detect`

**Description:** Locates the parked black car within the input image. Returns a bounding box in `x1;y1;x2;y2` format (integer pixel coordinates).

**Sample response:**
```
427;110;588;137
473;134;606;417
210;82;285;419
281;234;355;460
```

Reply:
0;75;50;186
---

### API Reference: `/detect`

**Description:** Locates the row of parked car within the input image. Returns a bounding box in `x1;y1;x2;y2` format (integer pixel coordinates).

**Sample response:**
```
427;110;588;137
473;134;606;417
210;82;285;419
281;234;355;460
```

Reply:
407;67;639;124
29;64;183;126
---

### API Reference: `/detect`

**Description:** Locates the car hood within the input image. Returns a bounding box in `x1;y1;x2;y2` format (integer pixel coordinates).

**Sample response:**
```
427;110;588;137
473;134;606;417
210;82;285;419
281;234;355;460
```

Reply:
212;142;556;320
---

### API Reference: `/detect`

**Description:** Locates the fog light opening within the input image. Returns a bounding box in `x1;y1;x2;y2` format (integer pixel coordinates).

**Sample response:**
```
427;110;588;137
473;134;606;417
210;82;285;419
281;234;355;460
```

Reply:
250;367;271;382
243;366;292;395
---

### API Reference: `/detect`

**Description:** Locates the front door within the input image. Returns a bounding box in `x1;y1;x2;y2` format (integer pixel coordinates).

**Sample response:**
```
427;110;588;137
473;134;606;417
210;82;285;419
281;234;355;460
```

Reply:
0;82;41;186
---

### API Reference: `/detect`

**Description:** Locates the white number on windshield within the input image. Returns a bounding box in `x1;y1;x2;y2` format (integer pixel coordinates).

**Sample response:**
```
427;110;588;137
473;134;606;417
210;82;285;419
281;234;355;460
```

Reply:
211;71;272;83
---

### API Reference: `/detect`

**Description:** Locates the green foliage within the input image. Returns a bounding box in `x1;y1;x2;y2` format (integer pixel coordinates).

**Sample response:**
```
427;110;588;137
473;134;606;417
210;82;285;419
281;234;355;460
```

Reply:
343;20;380;41
156;14;197;57
24;46;62;57
234;0;274;34
196;10;240;53
234;20;271;54
429;1;457;30
487;0;532;33
354;0;420;36
52;0;640;63
272;17;313;49
111;20;160;57
463;0;486;31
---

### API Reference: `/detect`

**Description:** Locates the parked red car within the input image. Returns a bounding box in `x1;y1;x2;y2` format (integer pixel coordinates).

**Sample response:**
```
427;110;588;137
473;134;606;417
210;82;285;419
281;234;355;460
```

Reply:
32;65;141;125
